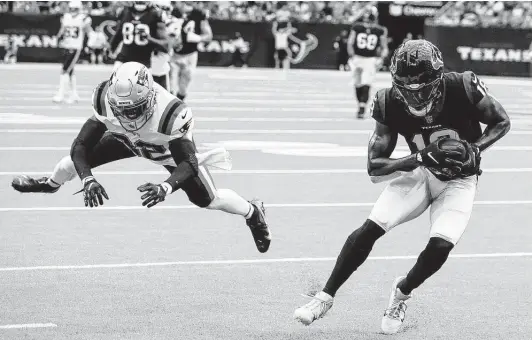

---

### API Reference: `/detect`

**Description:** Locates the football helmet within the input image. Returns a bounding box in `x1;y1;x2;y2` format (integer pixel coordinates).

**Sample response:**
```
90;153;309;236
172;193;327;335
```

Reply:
68;0;82;14
390;39;444;117
132;1;149;12
107;62;156;131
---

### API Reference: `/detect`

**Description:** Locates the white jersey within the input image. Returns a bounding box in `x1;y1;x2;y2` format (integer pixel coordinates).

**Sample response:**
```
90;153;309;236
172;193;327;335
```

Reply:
151;15;183;75
60;13;91;50
92;81;194;166
87;31;107;49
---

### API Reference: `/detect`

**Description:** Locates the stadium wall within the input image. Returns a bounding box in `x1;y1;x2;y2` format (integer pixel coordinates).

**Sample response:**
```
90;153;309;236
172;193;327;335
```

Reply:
424;24;532;77
0;13;350;69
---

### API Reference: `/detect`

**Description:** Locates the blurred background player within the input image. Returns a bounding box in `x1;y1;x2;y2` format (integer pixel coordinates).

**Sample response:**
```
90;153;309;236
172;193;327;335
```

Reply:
109;1;168;72
53;0;92;103
3;35;18;64
333;29;349;71
150;0;177;90
86;25;109;65
170;5;212;101
347;6;388;119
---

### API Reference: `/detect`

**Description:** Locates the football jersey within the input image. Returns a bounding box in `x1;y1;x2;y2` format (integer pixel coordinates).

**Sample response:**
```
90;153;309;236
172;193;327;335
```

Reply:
61;13;91;50
371;71;487;178
91;81;194;166
113;7;163;66
177;9;207;55
351;22;387;58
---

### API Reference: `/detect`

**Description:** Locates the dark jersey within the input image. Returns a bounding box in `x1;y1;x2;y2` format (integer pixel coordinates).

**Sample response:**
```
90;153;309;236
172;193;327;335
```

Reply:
111;7;163;67
351;22;386;58
371;71;488;178
177;10;207;55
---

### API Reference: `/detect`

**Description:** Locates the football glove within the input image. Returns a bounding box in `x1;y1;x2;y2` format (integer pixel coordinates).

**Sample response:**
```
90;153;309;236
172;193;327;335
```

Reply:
455;141;482;177
137;183;168;208
79;176;109;208
418;138;463;173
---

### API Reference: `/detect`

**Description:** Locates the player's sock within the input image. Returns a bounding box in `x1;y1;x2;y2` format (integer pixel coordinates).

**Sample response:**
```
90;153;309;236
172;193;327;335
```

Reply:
48;155;77;186
360;85;370;104
323;219;385;297
355;85;363;102
207;188;254;218
70;74;79;98
55;74;68;98
397;237;454;295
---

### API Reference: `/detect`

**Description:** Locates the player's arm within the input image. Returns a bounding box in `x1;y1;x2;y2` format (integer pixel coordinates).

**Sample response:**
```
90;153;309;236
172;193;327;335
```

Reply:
367;121;419;182
56;19;65;41
199;19;213;42
83;16;93;36
109;19;124;54
379;27;389;60
347;29;355;57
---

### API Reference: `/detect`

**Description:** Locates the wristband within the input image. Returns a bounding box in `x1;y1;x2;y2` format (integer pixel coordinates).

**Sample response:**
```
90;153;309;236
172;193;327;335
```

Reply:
161;182;173;194
82;176;95;186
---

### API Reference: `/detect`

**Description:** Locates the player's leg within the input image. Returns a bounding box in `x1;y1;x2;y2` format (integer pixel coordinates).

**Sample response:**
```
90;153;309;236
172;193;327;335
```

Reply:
354;57;373;119
64;49;81;103
294;168;430;325
178;165;271;253
281;49;290;70
169;57;179;95
12;133;136;193
398;174;478;295
90;49;96;64
54;49;74;102
381;173;477;334
177;52;197;101
97;49;104;64
153;74;169;90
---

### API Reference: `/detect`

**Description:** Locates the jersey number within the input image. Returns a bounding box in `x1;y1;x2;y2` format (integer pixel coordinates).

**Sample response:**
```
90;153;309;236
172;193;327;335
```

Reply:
112;133;171;161
356;33;378;50
471;73;488;97
411;129;460;151
122;22;150;46
64;26;80;39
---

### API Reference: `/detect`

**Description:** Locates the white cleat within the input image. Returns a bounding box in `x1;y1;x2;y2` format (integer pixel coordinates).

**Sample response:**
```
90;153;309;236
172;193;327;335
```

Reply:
294;291;333;326
52;95;64;103
66;93;80;104
381;276;412;335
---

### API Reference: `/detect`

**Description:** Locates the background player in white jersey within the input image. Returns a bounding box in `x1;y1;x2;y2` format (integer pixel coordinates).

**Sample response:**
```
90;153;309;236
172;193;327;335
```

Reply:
12;62;271;254
54;0;93;103
86;25;109;65
347;6;388;119
150;1;178;90
170;6;212;101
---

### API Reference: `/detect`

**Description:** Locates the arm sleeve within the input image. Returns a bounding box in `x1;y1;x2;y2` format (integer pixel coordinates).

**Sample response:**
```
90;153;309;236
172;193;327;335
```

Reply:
370;90;387;125
109;13;125;52
70;117;107;180
164;138;199;192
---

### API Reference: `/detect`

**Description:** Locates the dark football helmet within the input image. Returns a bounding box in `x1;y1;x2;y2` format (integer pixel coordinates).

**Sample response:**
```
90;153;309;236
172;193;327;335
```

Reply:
390;39;444;117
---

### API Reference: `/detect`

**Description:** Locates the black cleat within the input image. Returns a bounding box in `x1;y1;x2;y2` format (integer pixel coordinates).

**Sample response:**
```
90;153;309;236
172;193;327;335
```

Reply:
246;199;271;253
11;176;60;193
357;106;365;119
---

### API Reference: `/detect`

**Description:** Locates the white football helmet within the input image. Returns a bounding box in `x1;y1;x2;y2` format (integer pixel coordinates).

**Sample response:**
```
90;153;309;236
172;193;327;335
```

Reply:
68;0;82;13
107;62;156;131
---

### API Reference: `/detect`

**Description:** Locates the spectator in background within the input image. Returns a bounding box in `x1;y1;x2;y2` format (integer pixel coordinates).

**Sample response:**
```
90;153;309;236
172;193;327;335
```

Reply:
230;31;248;68
333;29;349;71
3;35;18;64
272;20;294;70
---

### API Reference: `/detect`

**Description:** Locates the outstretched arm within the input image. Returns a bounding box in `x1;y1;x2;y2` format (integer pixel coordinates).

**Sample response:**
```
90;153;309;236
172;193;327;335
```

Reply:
70;116;107;180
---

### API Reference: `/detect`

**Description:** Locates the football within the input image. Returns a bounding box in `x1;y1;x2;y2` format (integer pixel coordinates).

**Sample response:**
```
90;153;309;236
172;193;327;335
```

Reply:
439;139;467;161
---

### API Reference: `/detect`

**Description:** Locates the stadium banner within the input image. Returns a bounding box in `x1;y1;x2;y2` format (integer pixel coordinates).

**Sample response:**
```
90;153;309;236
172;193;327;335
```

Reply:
0;13;350;69
424;25;532;77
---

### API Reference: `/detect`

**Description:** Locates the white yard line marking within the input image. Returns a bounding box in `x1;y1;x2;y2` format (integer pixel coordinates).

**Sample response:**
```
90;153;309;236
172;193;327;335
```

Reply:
1;168;532;176
0;323;57;329
1;253;531;272
2;128;532;135
1;201;532;213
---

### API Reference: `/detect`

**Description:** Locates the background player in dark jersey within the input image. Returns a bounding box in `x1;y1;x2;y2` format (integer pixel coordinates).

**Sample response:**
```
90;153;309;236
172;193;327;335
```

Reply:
294;40;510;334
109;1;168;71
169;6;212;101
347;6;388;119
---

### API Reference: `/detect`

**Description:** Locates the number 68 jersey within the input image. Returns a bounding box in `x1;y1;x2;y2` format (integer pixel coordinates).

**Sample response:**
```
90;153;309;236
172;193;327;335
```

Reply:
92;81;194;167
351;22;386;58
371;71;487;154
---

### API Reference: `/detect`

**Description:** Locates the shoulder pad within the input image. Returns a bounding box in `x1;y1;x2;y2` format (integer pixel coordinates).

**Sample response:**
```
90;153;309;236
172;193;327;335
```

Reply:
157;99;192;136
462;71;489;105
371;89;388;124
92;81;109;118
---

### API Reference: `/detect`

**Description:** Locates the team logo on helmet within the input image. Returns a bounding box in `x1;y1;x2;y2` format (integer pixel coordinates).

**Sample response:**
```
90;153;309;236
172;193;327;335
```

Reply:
136;67;149;86
431;50;444;70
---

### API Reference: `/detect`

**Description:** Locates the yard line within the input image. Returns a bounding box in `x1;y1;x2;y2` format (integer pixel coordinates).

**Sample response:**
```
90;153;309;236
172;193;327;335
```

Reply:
0;323;57;329
2;201;532;213
1;253;531;272
1;168;532;176
3;128;532;135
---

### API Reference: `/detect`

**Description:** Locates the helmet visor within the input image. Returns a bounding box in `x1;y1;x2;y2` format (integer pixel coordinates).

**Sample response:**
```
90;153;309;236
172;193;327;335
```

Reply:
394;77;441;114
109;97;152;131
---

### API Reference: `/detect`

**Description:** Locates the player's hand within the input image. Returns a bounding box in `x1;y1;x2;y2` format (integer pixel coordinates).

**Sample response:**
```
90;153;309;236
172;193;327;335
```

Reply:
137;183;167;208
418;139;446;167
81;176;109;208
456;141;482;177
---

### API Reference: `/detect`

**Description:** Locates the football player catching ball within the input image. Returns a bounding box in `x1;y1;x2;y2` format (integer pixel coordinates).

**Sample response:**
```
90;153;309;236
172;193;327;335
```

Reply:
294;40;510;334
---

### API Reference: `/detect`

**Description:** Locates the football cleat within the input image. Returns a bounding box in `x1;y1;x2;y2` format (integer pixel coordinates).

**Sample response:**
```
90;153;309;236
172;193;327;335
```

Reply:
294;291;334;325
52;94;64;103
381;276;411;334
11;176;60;193
246;199;271;253
357;106;365;119
66;93;80;104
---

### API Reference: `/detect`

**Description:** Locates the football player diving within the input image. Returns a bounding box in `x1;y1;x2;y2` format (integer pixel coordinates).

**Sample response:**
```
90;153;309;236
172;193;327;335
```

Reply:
294;40;510;333
12;62;271;254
